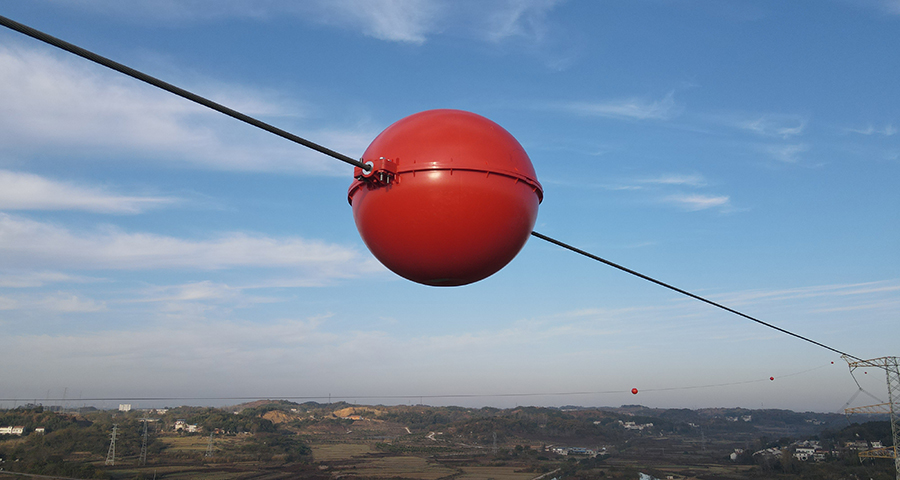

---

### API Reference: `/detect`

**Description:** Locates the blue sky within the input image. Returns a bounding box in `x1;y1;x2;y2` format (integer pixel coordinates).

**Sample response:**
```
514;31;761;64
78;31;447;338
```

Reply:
1;1;898;412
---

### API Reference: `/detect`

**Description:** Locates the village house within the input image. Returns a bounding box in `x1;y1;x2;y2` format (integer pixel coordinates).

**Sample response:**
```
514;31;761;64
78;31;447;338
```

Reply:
845;440;869;450
752;447;782;460
174;420;201;433
793;446;816;461
0;426;25;436
619;420;653;430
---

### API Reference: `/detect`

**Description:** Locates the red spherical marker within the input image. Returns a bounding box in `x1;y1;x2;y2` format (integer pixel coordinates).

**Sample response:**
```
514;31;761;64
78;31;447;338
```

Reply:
348;109;543;286
631;388;638;395
769;377;774;381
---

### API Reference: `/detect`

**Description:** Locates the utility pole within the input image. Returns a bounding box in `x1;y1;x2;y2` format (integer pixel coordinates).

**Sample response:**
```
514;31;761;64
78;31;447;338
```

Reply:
105;424;117;466
843;356;899;480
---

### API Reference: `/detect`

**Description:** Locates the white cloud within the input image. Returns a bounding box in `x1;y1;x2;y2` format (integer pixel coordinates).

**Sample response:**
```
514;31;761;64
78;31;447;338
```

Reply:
0;213;382;279
0;271;91;288
0;296;19;310
766;143;809;163
65;0;441;43
713;280;900;307
0;45;371;175
871;0;900;15
135;280;280;307
0;291;105;313
60;0;564;47
846;124;896;136
890;1;900;14
664;193;730;211
309;0;441;44
0;275;890;407
41;293;107;312
148;280;238;302
639;173;707;187
306;0;566;47
739;114;806;139
555;91;678;121
0;170;174;213
602;173;730;212
482;0;562;43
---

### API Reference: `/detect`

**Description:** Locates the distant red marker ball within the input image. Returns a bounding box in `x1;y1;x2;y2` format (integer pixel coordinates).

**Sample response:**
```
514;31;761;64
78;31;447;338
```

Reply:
348;109;543;286
631;388;639;395
770;377;774;381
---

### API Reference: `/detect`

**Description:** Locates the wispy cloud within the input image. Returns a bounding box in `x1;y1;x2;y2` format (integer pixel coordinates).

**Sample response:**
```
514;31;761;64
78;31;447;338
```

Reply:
0;45;372;175
142;280;240;302
739;114;806;139
58;1;566;47
305;0;442;44
765;143;809;163
605;173;731;212
846;124;896;136
663;193;730;211
554;91;678;121
0;271;96;288
638;173;707;187
888;0;900;14
482;0;562;43
0;213;382;279
0;170;174;213
714;280;900;306
61;0;441;44
863;0;900;15
0;291;106;313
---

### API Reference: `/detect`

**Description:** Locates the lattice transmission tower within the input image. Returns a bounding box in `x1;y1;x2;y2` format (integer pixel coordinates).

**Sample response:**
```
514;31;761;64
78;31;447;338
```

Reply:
139;419;150;465
105;424;117;466
842;356;899;480
205;432;215;457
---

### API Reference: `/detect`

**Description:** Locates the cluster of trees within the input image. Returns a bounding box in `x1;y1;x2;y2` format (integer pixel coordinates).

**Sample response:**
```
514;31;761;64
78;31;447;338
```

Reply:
820;420;893;447
181;407;276;434
0;405;86;434
0;404;314;476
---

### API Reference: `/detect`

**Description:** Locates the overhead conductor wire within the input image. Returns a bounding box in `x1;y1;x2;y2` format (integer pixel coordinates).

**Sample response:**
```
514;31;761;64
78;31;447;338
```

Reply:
0;14;369;172
1;15;862;364
530;232;862;362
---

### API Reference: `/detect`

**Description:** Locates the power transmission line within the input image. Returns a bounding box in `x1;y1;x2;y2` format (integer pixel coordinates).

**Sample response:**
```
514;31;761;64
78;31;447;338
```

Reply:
0;14;369;172
0;14;866;365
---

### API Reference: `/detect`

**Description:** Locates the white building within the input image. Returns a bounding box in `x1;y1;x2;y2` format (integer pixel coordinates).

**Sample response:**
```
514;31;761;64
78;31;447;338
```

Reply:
794;446;816;461
619;420;653;430
0;426;24;436
119;404;132;412
174;420;201;433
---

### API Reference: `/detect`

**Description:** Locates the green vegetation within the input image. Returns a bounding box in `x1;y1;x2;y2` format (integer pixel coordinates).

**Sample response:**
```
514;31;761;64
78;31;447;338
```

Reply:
0;402;894;479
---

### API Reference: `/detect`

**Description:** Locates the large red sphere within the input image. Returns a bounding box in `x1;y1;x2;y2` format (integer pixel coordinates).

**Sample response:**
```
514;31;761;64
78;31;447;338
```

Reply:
348;109;542;286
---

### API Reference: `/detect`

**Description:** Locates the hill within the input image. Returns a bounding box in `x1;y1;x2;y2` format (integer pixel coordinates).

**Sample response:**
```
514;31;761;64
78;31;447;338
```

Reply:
0;402;893;479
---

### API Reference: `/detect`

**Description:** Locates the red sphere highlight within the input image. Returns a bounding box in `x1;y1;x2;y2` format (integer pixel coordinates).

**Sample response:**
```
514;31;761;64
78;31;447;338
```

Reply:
631;388;639;395
349;110;542;286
